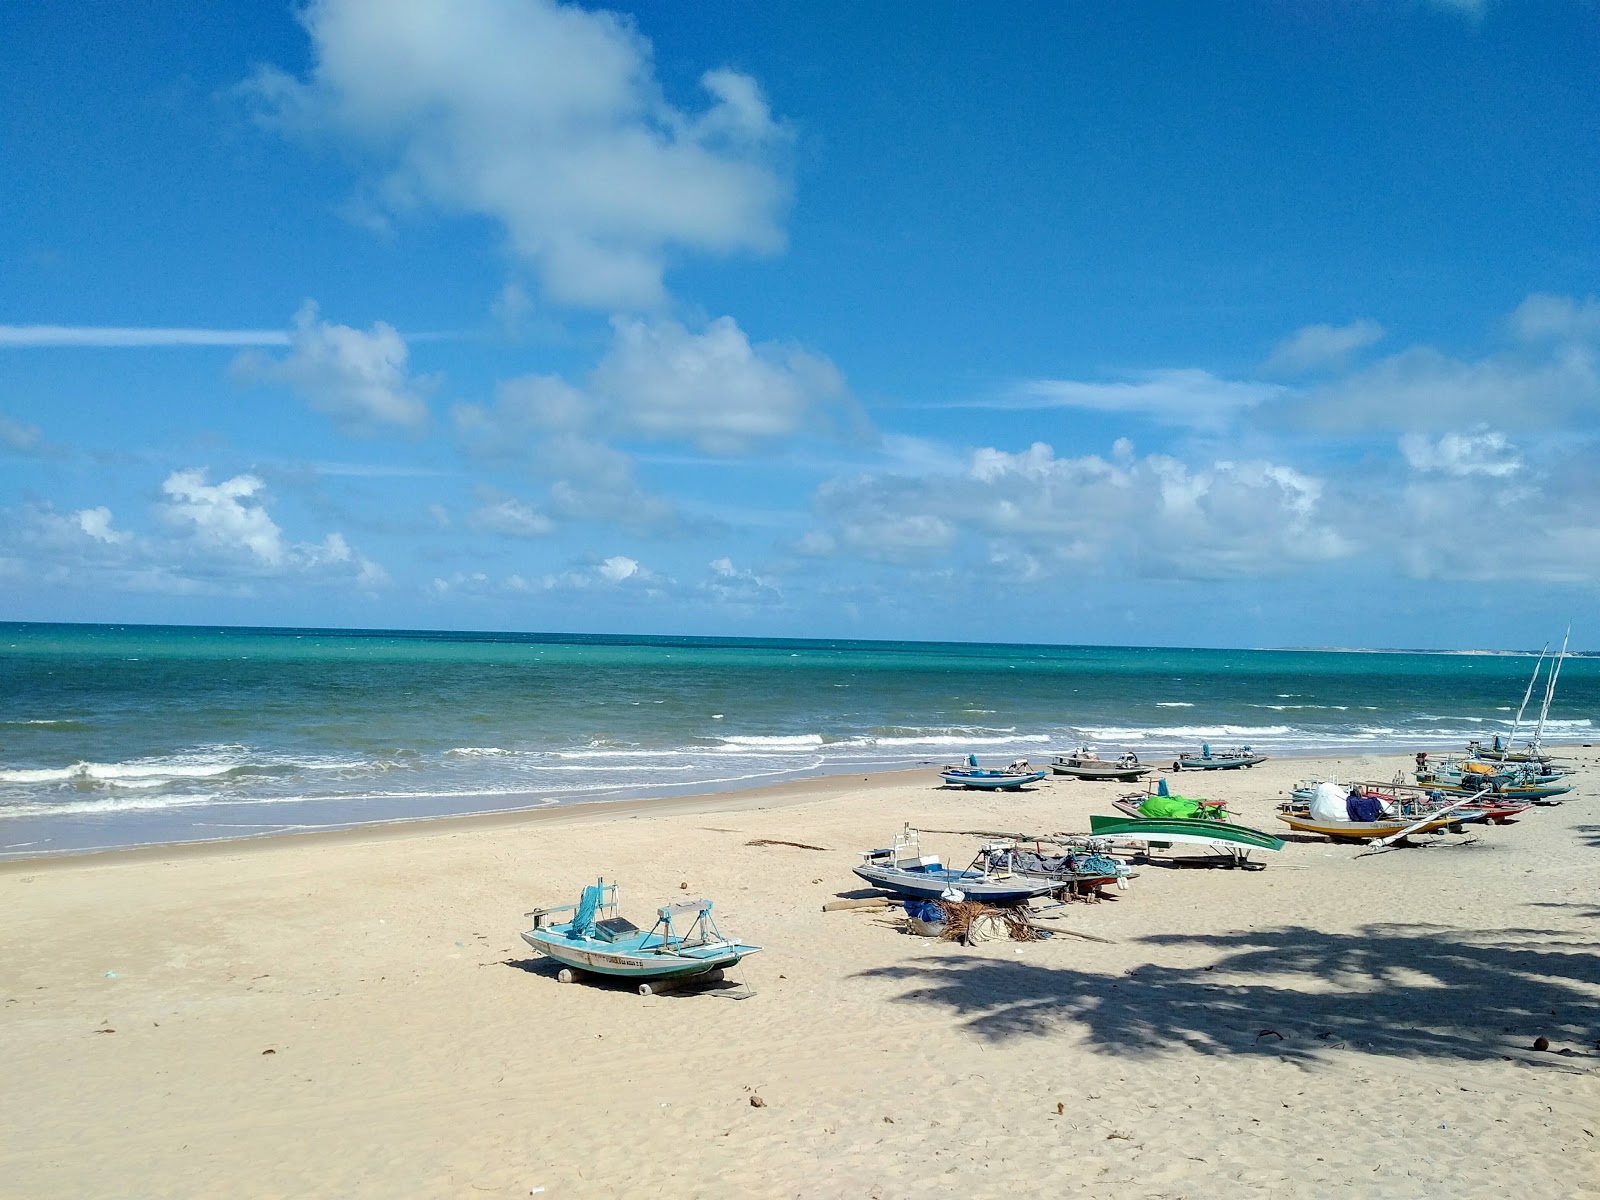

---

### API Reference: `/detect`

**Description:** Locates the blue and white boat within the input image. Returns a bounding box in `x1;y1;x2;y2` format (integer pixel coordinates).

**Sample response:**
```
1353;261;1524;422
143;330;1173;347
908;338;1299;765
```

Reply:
940;754;1048;790
853;825;1058;903
521;879;760;994
1171;743;1265;771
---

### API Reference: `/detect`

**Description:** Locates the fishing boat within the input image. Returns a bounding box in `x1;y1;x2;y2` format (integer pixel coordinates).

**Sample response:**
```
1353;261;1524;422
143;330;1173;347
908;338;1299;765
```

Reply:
1088;813;1284;854
1275;782;1487;842
1415;755;1564;787
1293;778;1533;826
940;755;1048;790
1111;776;1230;820
521;879;760;993
1471;629;1574;763
1171;743;1266;771
853;825;1058;903
1413;771;1571;803
977;839;1137;894
1048;747;1151;782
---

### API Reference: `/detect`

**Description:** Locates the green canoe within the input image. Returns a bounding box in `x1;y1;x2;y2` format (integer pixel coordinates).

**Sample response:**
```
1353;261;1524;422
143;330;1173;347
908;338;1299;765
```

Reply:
1088;814;1285;852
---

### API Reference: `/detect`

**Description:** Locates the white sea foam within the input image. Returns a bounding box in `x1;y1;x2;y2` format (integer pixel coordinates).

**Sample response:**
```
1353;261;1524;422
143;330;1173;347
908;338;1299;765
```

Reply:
1154;702;1194;708
715;735;825;748
0;759;242;784
835;734;1051;748
1078;724;1294;740
446;747;513;757
1252;704;1349;712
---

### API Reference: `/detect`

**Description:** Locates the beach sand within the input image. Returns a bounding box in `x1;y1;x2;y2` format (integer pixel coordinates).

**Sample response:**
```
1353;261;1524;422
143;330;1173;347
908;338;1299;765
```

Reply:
2;750;1598;1198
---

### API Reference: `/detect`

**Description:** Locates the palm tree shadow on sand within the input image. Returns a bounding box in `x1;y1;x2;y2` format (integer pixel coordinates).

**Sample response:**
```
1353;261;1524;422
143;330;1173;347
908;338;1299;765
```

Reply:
856;922;1600;1066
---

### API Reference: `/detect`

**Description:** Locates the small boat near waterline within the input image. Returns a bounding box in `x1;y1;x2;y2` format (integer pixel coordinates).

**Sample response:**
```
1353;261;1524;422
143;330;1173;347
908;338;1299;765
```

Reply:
1171;743;1266;771
940;755;1048;790
854;825;1058;903
521;879;760;994
1048;747;1151;782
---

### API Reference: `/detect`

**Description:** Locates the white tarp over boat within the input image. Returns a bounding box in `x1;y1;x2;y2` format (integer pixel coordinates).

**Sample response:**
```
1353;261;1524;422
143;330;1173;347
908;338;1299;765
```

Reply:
1308;780;1349;824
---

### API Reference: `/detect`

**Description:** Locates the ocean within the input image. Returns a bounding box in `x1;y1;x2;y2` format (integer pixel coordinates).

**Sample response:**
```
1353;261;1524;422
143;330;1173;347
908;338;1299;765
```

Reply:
1;622;1593;858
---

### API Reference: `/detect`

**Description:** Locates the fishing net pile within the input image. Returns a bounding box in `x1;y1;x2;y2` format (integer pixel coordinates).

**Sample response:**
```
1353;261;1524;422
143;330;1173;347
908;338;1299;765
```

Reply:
904;898;1041;944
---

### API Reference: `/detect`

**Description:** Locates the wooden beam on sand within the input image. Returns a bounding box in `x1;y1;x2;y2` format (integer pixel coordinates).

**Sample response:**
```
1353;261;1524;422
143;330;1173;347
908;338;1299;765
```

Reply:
822;896;897;912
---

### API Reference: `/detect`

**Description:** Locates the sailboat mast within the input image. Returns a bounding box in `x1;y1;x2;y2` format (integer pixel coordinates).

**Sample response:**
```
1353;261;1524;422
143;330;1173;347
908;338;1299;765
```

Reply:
1530;625;1571;751
1503;642;1548;753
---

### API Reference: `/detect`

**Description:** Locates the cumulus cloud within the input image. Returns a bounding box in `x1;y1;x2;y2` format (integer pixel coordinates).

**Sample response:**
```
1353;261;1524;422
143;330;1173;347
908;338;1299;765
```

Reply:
701;555;783;608
597;554;638;582
804;441;1352;579
247;301;429;433
438;553;665;596
1399;427;1522;477
244;0;791;309
1;471;387;595
161;470;290;565
159;469;386;582
1263;319;1385;374
592;316;848;453
1005;369;1285;429
453;313;851;533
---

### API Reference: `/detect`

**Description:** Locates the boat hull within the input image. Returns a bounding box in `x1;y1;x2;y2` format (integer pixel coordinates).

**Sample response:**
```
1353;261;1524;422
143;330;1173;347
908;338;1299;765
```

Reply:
1088;814;1284;852
1274;811;1485;840
521;930;756;979
1050;763;1151;781
1172;756;1265;771
940;769;1048;790
852;862;1055;903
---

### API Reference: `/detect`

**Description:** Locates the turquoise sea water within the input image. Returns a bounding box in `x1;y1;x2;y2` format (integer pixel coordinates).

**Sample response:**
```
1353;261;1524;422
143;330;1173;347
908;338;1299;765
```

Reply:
2;622;1594;858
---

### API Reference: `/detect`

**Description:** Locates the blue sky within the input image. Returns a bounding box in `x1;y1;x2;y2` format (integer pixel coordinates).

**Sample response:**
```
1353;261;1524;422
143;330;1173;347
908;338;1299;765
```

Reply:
2;0;1598;649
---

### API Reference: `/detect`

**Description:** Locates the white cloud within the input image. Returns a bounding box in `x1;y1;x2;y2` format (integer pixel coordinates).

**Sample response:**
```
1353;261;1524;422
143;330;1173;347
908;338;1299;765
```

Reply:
245;0;790;309
252;301;429;433
161;470;289;565
597;554;638;582
1294;342;1599;433
1006;369;1285;429
1510;294;1600;343
593;316;847;453
1263;319;1385;374
806;441;1353;579
0;325;290;348
159;468;388;582
2;473;388;595
73;507;129;545
435;553;665;597
1399;428;1522;477
701;555;783;607
466;491;556;537
1;414;43;454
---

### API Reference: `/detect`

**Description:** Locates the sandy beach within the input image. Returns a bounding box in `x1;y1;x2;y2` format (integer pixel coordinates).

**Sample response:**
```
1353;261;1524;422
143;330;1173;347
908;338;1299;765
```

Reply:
3;749;1598;1198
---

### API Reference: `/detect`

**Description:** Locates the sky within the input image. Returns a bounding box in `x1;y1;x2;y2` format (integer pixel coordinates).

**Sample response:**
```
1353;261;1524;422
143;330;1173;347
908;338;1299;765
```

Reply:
2;0;1598;650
